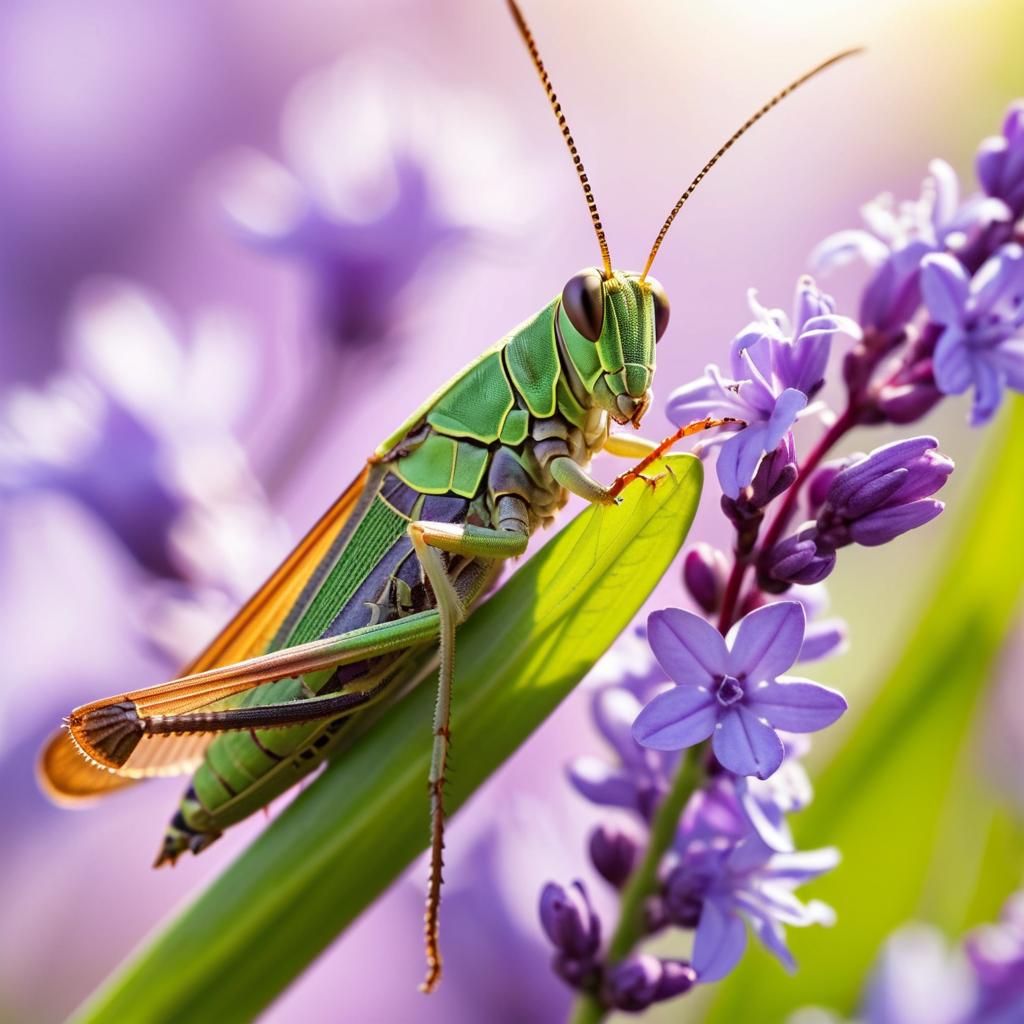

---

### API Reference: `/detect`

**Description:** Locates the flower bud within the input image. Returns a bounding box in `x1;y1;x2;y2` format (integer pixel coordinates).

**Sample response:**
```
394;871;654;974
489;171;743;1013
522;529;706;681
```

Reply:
977;101;1024;218
749;435;799;509
654;959;699;1001
539;881;601;960
818;436;953;548
605;954;698;1011
848;500;945;547
663;865;705;929
759;527;837;590
876;379;944;425
683;544;729;615
806;459;850;518
828;437;951;512
605;954;661;1011
589;824;641;889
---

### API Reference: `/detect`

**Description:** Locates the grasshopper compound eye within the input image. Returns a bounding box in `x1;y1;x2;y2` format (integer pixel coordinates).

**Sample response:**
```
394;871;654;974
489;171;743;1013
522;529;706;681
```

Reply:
561;268;605;341
647;276;670;341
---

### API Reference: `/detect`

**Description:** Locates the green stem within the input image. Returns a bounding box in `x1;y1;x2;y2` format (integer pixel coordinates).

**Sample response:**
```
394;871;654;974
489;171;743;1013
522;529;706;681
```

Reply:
567;746;704;1024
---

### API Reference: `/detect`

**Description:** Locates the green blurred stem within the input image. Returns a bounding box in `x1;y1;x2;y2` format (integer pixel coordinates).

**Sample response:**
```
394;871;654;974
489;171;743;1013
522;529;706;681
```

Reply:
568;746;703;1024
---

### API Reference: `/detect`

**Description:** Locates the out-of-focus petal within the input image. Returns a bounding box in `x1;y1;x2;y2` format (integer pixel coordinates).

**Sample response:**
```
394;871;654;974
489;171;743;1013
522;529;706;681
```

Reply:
971;243;1024;315
692;900;748;982
932;327;974;395
748;914;797;972
592;686;646;763
798;618;848;662
991;339;1024;390
566;757;638;810
969;358;1007;426
809;229;890;272
920;253;970;326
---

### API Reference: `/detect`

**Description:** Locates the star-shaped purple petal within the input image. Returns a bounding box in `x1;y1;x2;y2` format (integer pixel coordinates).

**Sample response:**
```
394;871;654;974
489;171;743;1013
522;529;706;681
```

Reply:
634;604;848;780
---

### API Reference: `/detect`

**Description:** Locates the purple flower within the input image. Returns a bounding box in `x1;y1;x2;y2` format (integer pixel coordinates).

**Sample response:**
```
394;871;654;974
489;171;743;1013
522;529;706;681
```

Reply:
862;924;975;1024
0;280;283;603
605;954;696;1011
668;280;857;499
569;685;677;821
673;748;810;856
977;102;1024;220
734;745;813;853
965;892;1024;1020
921;246;1024;425
633;603;847;780
759;277;862;396
665;835;838;982
812;160;1009;334
222;55;542;349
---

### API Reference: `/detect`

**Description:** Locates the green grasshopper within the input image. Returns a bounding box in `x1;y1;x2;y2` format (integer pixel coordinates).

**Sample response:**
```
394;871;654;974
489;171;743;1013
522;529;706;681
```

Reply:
39;0;857;992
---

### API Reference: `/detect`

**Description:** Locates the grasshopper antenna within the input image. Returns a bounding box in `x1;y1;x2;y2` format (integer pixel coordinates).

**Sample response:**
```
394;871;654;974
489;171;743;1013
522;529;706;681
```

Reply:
640;47;864;281
507;0;614;279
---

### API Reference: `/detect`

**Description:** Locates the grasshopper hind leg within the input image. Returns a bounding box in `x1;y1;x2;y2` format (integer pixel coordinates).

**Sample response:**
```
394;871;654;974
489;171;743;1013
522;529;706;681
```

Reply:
409;499;531;993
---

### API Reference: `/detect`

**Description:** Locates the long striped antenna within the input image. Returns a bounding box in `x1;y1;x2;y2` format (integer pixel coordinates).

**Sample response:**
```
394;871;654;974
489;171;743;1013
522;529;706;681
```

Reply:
507;0;614;279
640;47;863;281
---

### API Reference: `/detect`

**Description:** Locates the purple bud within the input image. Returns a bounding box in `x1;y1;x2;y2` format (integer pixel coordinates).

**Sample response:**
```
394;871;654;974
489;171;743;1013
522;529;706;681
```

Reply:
553;953;600;989
539;881;601;960
654;960;698;1001
812;436;952;550
876;379;944;425
683;544;729;615
605;955;662;1012
759;527;837;589
848;499;945;546
807;459;851;518
977;101;1024;218
605;954;698;1011
749;435;799;509
826;437;952;514
643;895;669;934
663;865;705;929
589;824;641;889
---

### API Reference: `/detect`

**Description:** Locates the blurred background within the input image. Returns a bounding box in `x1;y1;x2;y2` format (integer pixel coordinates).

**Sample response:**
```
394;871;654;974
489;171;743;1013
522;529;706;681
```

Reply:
1;0;1023;1021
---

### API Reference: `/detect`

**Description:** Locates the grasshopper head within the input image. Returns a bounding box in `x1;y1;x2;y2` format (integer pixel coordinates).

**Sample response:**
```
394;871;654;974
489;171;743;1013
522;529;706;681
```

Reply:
558;268;669;427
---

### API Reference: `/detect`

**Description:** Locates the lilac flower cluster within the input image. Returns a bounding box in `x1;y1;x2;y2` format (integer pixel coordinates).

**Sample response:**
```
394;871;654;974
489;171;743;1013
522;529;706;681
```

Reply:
802;891;1024;1024
540;102;1024;1019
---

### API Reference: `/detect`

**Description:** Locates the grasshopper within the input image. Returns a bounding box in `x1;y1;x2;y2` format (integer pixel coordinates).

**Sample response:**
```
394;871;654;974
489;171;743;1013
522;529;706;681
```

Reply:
38;0;858;992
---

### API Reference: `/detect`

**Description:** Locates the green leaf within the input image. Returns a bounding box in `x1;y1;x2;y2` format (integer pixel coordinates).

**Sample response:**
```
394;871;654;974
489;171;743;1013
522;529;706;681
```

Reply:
74;454;703;1024
705;401;1024;1022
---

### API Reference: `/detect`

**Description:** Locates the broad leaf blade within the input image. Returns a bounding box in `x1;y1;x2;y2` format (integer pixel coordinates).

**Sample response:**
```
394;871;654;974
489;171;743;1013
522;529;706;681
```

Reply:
705;402;1024;1022
76;454;702;1024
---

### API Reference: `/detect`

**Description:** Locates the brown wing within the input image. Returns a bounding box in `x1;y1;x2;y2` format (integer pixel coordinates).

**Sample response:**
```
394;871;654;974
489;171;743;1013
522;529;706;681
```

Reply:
38;465;372;804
